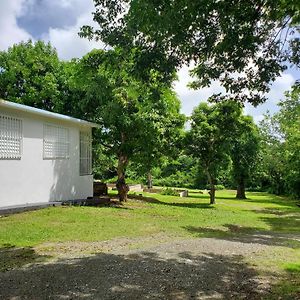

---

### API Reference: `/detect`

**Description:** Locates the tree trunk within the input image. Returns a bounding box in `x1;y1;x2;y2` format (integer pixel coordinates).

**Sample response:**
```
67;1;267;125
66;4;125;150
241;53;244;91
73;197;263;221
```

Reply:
147;171;153;189
206;170;216;204
236;177;246;199
116;154;129;202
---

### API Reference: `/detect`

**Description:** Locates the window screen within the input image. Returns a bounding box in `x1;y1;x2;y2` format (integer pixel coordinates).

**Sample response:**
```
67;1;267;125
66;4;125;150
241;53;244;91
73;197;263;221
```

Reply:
43;124;69;159
0;115;22;159
80;131;92;175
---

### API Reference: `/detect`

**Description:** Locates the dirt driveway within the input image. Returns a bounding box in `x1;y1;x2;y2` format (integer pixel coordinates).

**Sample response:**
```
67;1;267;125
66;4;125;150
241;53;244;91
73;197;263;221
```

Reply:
2;232;299;300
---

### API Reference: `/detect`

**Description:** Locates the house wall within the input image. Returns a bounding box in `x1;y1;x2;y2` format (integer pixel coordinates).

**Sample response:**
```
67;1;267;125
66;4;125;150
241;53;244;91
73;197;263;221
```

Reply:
0;107;93;208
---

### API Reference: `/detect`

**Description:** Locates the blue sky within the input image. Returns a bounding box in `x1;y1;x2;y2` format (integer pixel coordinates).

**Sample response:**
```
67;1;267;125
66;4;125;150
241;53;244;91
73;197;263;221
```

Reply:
0;0;299;122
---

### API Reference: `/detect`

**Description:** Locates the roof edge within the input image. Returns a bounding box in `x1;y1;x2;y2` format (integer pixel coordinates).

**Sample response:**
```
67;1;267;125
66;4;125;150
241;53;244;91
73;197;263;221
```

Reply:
0;99;100;128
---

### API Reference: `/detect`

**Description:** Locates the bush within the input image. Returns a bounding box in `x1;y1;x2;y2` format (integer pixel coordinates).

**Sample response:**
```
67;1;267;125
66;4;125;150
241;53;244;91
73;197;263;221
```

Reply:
205;184;225;190
160;187;178;196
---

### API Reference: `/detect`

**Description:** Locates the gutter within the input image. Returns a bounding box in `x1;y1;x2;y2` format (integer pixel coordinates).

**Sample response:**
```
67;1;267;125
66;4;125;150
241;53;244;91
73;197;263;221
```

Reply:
0;99;100;128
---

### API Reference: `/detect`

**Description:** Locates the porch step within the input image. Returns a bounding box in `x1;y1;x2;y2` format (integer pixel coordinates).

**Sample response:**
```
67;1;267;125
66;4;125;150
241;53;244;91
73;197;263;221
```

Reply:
62;196;111;207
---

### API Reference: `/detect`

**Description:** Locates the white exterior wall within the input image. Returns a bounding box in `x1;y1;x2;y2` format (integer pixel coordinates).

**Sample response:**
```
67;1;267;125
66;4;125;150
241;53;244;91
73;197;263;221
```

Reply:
0;107;93;208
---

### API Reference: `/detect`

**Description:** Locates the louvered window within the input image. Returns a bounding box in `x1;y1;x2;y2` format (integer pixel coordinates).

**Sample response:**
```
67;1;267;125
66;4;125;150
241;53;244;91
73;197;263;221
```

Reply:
0;115;22;159
80;131;92;175
43;124;69;159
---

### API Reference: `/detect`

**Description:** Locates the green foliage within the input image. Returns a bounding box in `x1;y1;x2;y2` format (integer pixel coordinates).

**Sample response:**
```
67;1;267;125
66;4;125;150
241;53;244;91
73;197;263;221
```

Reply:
186;101;242;203
160;187;178;196
230;115;260;198
74;48;183;157
80;0;299;105
207;184;225;190
152;155;200;189
259;84;300;198
71;48;184;199
0;40;64;112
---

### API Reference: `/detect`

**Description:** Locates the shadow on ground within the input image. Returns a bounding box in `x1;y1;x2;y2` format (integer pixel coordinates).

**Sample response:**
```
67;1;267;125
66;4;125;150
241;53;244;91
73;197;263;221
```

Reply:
0;250;270;300
0;244;50;272
184;224;300;249
129;195;214;209
267;263;300;300
238;193;299;208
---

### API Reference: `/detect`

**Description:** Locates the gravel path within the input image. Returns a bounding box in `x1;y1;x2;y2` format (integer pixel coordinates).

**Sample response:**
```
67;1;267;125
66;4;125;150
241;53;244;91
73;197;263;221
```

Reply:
0;235;284;300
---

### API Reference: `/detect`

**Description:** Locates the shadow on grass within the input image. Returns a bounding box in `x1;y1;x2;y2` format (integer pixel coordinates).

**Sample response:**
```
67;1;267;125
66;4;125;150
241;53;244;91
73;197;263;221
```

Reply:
129;195;214;209
260;214;300;233
0;250;271;299
268;263;300;300
0;244;50;272
249;206;300;234
184;224;300;249
241;193;299;208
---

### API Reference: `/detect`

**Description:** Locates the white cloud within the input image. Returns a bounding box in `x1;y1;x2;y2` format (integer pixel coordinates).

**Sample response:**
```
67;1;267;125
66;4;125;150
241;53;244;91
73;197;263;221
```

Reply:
175;65;296;122
0;0;102;60
45;2;104;60
266;73;295;104
1;0;297;123
174;65;224;116
244;72;295;122
0;0;32;50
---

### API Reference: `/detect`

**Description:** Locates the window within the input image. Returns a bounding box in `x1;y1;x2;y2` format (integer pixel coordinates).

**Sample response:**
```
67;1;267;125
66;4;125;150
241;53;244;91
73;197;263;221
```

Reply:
0;115;22;159
43;124;69;159
80;131;92;175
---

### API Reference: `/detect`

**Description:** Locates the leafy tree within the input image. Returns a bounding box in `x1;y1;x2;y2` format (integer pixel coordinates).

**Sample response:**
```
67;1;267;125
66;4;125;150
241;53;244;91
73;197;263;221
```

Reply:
73;48;184;201
259;113;286;194
186;101;241;204
0;40;64;112
231;116;260;199
129;89;185;189
259;84;300;197
148;154;201;189
80;0;299;105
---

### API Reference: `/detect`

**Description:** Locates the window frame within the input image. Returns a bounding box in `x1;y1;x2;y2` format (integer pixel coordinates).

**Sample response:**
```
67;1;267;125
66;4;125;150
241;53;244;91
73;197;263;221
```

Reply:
79;130;92;176
43;124;70;160
0;114;23;160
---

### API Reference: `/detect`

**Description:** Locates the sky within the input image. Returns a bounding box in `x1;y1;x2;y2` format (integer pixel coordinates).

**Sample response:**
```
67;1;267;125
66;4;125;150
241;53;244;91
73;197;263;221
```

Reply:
0;0;298;122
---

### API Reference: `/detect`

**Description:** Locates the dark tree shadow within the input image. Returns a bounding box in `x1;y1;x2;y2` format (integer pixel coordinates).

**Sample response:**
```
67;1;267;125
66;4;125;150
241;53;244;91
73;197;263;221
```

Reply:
0;251;271;299
128;195;214;209
240;193;299;209
184;224;300;249
260;214;300;233
0;244;50;272
267;263;300;300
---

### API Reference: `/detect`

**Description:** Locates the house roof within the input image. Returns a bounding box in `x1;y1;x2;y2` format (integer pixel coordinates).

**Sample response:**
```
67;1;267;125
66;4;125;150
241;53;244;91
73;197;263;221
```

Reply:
0;99;100;128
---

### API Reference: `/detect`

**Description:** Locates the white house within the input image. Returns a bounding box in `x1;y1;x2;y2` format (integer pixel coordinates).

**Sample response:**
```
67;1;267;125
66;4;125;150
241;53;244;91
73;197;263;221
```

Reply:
0;99;99;209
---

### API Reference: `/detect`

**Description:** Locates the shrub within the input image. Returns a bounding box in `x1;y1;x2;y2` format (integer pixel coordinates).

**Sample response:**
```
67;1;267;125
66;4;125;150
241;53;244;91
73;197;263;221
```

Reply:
205;184;225;190
160;187;178;196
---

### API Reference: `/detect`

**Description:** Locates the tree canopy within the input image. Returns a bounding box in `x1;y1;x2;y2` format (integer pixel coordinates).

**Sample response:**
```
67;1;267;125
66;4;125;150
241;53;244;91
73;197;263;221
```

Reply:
80;0;299;105
230;116;260;199
73;48;185;200
259;84;300;197
186;101;242;204
0;40;65;112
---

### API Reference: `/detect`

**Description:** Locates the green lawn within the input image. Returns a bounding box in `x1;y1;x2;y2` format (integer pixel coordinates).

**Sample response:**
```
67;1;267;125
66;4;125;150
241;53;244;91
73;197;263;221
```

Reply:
0;189;299;298
1;189;298;247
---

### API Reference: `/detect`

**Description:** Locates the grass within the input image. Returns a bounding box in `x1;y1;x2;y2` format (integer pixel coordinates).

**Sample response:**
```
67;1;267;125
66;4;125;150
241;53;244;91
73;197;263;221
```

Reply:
0;189;299;297
0;189;298;247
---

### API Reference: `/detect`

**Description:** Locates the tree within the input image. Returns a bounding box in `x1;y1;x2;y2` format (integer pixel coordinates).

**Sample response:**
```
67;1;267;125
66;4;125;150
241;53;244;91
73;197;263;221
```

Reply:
80;0;299;105
0;40;64;112
186;101;241;204
73;48;184;201
259;84;300;197
231;116;260;199
132;93;185;189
